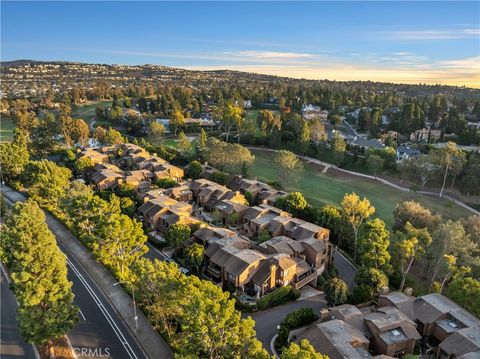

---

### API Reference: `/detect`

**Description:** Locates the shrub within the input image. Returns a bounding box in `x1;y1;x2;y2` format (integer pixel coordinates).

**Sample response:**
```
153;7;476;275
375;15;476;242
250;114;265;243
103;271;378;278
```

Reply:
156;177;177;188
256;286;299;310
349;284;373;304
208;171;228;185
325;278;349;306
276;308;319;351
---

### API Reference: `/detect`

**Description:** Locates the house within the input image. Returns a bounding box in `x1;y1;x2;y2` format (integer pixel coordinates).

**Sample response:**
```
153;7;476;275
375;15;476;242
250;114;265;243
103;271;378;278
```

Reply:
412;293;480;345
212;199;249;226
289;303;421;358
241;204;290;238
438;326;480;358
410;128;442;143
192;226;239;246
301;105;329;121
139;184;193;203
77;148;109;165
138;195;196;233
124;170;155;191
196;182;246;211
153;163;184;182
231;177;287;205
290;319;372;359
364;306;421;357
91;164;124;190
396;145;421;162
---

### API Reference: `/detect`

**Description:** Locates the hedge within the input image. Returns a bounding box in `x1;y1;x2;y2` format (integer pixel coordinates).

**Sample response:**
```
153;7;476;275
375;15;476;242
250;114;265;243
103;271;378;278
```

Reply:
256;285;300;310
275;307;319;351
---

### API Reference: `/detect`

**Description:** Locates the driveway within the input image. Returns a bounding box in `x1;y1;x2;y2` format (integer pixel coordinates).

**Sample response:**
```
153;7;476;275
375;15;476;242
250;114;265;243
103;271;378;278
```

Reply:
332;251;357;290
248;293;327;353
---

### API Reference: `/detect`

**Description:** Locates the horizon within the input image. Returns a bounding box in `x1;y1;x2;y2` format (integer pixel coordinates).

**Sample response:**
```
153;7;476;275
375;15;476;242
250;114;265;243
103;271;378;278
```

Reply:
2;1;479;88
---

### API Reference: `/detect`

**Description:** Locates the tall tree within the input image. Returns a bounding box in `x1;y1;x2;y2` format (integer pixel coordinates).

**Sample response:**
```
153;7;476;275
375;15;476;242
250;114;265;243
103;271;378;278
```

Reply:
2;200;78;357
274;150;303;188
394;223;432;291
341;193;375;259
357;218;391;271
330;132;346;166
165;223;191;253
169;110;185;136
366;154;384;179
435;142;464;197
178;131;192;153
0;137;30;180
148;121;166;146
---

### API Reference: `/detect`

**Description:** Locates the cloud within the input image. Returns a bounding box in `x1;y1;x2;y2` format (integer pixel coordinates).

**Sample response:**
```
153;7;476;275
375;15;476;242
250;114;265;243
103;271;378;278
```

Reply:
385;28;480;40
223;50;315;59
185;56;480;88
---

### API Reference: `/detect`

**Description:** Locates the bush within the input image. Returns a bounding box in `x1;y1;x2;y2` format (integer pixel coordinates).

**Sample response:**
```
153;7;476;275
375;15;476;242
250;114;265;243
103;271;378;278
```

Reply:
156;177;177;188
325;278;349;306
349;284;373;304
316;275;326;290
208;171;228;185
276;308;319;351
256;286;300;310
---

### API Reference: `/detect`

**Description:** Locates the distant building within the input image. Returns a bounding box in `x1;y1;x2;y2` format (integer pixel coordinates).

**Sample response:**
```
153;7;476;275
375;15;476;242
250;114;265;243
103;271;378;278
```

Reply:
396;145;421;162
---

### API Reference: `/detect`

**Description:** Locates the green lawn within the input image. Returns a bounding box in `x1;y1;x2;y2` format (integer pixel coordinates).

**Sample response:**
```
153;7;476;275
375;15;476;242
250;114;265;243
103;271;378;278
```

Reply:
249;150;472;227
0;118;16;142
73;100;112;124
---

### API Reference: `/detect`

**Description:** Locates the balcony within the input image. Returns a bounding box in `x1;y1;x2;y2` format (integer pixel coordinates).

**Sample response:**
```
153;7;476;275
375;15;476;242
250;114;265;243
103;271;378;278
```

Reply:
207;265;222;278
292;270;318;289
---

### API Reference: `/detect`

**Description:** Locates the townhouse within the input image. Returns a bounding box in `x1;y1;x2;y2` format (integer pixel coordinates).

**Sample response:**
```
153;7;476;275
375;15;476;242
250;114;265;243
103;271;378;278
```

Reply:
289;292;479;359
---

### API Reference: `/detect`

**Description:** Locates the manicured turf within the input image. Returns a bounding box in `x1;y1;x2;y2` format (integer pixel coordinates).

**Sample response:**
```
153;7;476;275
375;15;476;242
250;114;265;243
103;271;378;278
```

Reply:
73;100;112;124
249;150;473;227
0;118;16;142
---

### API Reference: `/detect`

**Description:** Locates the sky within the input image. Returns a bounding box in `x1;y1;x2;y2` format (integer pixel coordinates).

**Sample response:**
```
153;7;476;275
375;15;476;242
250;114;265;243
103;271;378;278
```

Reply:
2;1;480;87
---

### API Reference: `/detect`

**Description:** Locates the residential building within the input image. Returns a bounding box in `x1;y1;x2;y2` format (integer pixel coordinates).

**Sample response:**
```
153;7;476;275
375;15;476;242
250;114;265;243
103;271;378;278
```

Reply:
410;128;442;143
396;145;421;162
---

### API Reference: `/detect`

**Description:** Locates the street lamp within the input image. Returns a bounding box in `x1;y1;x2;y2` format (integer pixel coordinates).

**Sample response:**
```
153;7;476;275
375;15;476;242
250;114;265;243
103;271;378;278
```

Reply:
114;281;138;331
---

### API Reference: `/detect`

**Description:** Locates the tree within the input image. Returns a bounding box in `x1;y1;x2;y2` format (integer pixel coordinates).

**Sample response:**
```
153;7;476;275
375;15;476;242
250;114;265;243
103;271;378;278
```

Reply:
428;220;478;289
462;215;480;247
283;192;307;216
165;223;191;252
394;222;432;291
91;214;147;280
459;157;480;196
393;200;440;231
256;228;271;244
169;110;185;136
104;127;124;145
330;132;346;166
221;103;243;142
178;279;261;358
309;119;327;142
281;340;328;359
316;205;343;243
2;200;78;356
414;154;436;189
22;160;72;212
257;110;281;134
357;218;391;271
274;150;303;187
93;126;107;144
298;121;311;153
366;154;384;179
435;142;464;197
148;121;165;146
72;119;90;147
355;267;388;293
184;243;204;273
341;193;375;259
446;276;480;317
31;112;59;156
198;128;208;152
0;138;29;180
203;138;254;173
187;160;203;180
177;131;192;153
325;278;349;306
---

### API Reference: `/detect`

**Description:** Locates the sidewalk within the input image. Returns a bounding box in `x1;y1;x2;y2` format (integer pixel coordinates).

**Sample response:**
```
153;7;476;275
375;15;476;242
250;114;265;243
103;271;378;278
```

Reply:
1;186;173;359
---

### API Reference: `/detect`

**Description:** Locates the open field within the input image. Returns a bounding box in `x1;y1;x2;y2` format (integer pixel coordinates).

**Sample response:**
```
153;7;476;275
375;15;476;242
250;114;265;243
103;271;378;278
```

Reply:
249;150;473;227
0;117;16;142
73;100;112;124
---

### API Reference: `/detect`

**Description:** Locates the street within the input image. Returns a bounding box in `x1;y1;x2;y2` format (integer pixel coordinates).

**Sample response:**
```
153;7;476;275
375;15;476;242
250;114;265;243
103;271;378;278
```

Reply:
0;261;38;359
332;251;357;290
1;187;148;359
249;293;327;354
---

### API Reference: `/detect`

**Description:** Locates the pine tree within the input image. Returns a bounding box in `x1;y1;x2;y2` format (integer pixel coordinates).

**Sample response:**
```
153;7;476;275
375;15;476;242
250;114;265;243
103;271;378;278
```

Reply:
2;200;78;356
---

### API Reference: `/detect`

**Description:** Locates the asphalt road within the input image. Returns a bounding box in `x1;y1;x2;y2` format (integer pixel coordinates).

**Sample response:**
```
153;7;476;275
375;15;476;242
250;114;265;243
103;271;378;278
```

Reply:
1;188;147;359
332;251;358;290
249;294;327;354
0;261;38;359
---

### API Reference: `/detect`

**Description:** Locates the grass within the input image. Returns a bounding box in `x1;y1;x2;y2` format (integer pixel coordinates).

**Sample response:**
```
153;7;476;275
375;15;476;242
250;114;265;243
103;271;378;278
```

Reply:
249;150;473;227
73;100;112;125
0;117;16;142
